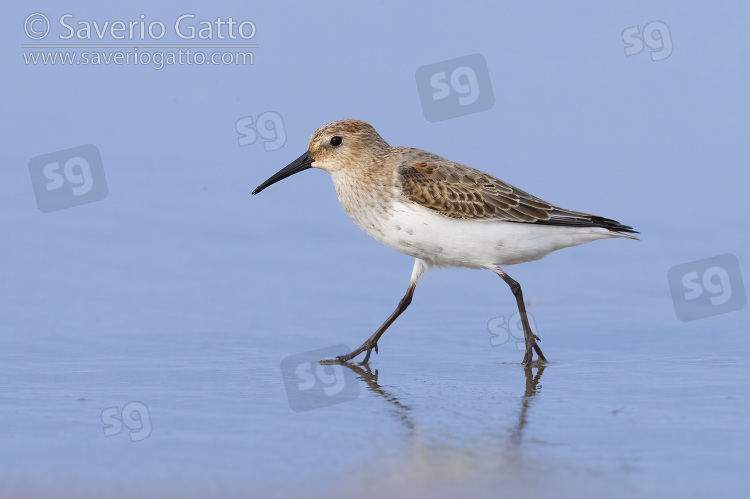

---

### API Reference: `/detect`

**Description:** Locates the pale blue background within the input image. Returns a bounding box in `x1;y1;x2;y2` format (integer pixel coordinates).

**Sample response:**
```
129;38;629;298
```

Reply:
2;1;749;498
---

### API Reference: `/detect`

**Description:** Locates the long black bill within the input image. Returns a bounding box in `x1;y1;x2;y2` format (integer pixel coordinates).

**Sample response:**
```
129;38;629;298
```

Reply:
252;151;314;195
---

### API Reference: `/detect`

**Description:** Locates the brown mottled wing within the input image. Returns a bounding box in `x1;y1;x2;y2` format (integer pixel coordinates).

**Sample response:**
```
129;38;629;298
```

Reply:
396;151;638;234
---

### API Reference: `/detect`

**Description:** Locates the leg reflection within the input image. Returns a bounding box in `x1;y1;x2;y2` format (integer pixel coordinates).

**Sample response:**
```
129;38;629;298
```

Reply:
336;361;415;433
510;364;545;446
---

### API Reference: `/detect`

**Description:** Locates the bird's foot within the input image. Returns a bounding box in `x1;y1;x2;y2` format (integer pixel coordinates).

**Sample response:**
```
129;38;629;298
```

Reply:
522;337;547;367
319;341;379;365
341;340;378;363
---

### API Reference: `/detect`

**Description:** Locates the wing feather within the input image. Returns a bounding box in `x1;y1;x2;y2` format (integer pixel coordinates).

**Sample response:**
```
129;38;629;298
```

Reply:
395;150;638;235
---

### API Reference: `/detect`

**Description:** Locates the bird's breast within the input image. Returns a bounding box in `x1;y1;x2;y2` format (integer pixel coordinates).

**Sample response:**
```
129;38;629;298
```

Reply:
331;171;396;241
331;173;464;265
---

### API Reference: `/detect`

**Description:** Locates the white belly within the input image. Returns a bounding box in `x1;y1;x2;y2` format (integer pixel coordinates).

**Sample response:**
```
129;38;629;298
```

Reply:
355;201;620;269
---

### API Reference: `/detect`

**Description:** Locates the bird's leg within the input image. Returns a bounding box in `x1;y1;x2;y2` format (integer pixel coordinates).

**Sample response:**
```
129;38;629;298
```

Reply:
494;268;547;366
333;259;429;364
335;285;415;363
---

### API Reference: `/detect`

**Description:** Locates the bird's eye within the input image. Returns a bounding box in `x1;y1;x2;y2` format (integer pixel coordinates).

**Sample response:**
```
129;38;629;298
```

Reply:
330;136;343;146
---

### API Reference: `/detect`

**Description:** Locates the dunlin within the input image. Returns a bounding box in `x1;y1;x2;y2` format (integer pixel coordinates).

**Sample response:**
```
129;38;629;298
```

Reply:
252;119;637;366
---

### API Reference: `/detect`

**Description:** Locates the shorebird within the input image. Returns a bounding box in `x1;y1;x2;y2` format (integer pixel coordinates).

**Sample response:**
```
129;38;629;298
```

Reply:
252;119;637;366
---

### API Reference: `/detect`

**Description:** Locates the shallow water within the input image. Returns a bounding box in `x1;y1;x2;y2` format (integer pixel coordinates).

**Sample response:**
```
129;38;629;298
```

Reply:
2;200;748;498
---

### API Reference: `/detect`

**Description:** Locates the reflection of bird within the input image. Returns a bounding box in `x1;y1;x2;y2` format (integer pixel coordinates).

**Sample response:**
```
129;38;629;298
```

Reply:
338;361;414;432
253;120;638;366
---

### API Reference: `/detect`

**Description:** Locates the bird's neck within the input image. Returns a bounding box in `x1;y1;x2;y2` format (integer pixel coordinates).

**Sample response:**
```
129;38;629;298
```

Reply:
330;166;396;234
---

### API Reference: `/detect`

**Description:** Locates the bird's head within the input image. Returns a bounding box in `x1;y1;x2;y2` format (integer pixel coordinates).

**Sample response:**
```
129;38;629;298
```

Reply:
252;119;389;194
